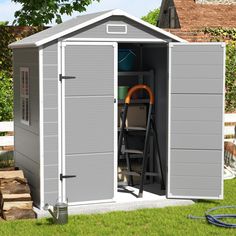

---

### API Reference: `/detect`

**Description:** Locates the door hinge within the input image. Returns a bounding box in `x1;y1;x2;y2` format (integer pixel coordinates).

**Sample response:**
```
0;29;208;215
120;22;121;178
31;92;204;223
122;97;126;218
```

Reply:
59;74;76;82
114;98;117;103
60;173;76;181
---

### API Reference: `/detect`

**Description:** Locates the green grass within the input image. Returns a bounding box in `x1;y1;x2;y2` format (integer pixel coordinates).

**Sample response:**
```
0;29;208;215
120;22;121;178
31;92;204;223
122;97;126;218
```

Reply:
0;179;236;236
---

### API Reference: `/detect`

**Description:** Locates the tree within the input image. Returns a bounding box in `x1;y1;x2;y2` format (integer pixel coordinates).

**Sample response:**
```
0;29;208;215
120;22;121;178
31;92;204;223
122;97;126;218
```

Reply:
141;8;160;26
12;0;100;26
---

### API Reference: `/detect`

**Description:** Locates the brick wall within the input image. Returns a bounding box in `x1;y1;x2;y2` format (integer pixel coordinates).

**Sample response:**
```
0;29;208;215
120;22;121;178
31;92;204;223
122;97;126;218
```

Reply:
163;28;217;42
196;0;236;4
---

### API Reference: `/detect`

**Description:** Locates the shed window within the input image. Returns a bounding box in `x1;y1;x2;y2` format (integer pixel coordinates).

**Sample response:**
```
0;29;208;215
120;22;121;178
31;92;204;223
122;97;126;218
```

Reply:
20;67;30;125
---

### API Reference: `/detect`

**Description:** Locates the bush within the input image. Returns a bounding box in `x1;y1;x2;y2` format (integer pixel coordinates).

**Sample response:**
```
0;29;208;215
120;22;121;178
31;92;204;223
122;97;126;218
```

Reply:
141;8;160;26
225;42;236;112
203;28;236;112
0;71;13;121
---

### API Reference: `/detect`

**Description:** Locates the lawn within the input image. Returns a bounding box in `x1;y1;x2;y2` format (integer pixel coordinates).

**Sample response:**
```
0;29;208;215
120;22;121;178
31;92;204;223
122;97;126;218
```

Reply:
0;179;235;236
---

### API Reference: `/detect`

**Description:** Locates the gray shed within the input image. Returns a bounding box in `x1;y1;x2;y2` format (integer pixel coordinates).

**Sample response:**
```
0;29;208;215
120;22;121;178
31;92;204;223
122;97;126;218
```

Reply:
9;9;225;209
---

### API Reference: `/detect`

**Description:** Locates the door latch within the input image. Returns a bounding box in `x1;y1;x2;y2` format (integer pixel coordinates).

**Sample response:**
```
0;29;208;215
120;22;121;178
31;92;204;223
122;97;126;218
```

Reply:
59;74;76;82
60;174;76;181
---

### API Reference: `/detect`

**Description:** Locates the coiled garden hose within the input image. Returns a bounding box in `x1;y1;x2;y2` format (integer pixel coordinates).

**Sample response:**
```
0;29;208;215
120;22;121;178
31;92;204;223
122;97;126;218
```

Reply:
188;205;236;228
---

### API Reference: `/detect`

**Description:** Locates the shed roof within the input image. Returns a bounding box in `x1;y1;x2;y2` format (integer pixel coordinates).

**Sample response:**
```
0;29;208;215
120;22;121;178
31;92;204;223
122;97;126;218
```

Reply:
9;9;185;48
174;0;236;29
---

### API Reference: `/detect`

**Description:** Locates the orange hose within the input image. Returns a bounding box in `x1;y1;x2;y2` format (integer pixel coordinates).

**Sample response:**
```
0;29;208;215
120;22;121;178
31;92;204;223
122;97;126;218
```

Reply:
125;84;154;105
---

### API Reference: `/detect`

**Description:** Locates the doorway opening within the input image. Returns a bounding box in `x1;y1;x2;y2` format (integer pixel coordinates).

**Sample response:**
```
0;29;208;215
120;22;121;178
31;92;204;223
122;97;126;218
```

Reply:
116;43;168;201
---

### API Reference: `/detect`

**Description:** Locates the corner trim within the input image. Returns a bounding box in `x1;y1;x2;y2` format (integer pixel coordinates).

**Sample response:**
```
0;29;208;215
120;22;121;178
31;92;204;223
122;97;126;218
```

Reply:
39;46;44;209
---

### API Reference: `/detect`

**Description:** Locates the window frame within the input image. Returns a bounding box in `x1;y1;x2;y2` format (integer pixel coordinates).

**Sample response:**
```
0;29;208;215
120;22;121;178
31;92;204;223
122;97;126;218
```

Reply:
20;67;30;126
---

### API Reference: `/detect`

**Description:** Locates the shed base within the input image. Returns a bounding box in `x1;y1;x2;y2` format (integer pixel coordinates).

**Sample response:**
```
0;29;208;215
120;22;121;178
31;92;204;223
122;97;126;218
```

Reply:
35;184;194;218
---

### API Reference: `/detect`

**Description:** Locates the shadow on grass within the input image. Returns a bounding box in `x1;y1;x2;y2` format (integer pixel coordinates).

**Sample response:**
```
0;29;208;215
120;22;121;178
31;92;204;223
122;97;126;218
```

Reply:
35;218;54;226
193;199;221;204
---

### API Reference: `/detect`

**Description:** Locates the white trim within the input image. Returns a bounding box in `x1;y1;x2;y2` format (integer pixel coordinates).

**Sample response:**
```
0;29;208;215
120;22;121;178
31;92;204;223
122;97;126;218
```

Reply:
39;47;44;209
68;198;115;206
113;42;118;200
221;43;226;199
225;113;236;122
106;24;127;34
9;9;185;48
63;38;165;43
61;41;117;204
57;40;62;202
0;121;14;132
167;195;223;200
0;136;14;146
167;43;172;198
167;42;225;200
61;43;66;202
167;42;225;46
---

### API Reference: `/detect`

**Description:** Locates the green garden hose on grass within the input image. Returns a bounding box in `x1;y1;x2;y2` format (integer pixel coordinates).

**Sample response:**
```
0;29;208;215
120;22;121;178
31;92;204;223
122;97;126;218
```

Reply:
188;205;236;228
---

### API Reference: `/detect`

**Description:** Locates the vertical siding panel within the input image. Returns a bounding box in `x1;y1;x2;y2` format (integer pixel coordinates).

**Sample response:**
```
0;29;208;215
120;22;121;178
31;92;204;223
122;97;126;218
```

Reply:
42;41;59;204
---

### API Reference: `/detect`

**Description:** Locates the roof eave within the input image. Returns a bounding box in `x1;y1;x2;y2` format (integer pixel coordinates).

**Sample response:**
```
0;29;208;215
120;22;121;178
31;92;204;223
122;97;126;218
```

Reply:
9;9;186;48
9;42;37;49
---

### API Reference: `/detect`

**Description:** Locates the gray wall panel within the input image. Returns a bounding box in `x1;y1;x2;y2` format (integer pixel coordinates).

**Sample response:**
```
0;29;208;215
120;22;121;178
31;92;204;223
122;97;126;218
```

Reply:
13;47;41;207
43;51;58;65
171;188;221;197
65;97;113;154
171;163;222;177
171;51;223;65
171;134;222;149
169;44;224;199
43;80;58;95
13;48;39;135
69;16;172;40
44;136;58;152
170;149;222;164
65;45;114;96
171;107;222;121
65;153;114;202
42;41;59;205
44;151;58;165
171;121;222;135
44;165;58;179
171;45;224;52
15;152;40;206
14;126;40;165
171;94;223;108
44;95;58;109
44;192;58;205
44;179;58;193
44;122;58;136
44;109;58;122
171;65;222;79
171;79;223;94
43;65;58;79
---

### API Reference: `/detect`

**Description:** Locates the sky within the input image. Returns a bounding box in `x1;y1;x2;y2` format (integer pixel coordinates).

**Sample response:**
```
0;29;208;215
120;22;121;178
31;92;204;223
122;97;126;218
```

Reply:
0;0;162;25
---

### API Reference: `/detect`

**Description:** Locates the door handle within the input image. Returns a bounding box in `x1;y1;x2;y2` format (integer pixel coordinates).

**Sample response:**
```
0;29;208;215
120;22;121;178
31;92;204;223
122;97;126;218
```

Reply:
60;174;76;181
59;74;76;81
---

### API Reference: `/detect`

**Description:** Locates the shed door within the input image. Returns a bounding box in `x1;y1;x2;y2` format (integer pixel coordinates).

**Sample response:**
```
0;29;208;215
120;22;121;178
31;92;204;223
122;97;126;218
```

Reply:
168;43;225;199
62;42;117;203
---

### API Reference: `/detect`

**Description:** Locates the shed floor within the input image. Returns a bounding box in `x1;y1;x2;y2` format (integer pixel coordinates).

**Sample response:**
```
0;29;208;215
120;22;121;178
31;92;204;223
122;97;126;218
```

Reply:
35;184;194;218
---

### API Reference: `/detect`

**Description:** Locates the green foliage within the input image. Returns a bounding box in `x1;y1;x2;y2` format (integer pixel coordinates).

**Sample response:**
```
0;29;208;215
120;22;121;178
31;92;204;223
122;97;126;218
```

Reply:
0;21;9;26
0;179;235;235
0;26;42;121
225;42;236;112
204;27;236;41
141;8;160;26
12;0;100;26
203;28;236;112
0;71;13;121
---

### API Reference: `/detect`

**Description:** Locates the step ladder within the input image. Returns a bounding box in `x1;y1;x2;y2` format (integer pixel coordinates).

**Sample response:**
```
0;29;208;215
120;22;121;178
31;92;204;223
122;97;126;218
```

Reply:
118;84;165;198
